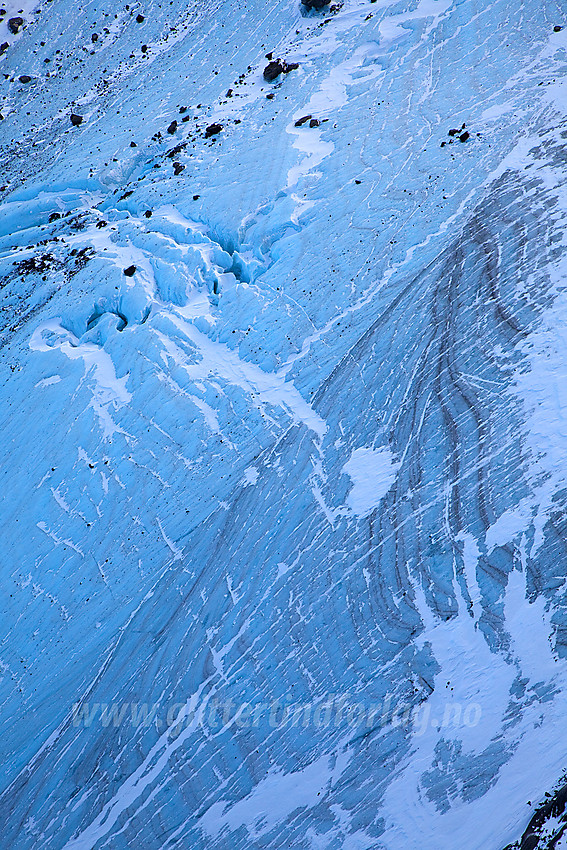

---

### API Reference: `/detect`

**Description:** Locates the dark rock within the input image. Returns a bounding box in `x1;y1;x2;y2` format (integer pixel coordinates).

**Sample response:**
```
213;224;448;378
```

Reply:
144;210;152;217
173;162;185;175
130;140;137;147
0;43;8;56
95;220;107;228
193;194;200;200
91;33;98;42
309;117;320;127
266;92;274;100
166;143;185;158
263;59;298;81
48;212;61;222
265;51;273;60
18;75;31;84
226;88;233;97
205;122;222;138
554;25;563;32
263;60;284;82
182;115;191;122
448;128;459;136
520;836;539;850
123;265;136;276
295;114;312;127
70;113;83;126
301;0;329;9
8;16;23;34
355;179;361;184
459;131;470;142
167;120;178;134
179;105;187;113
136;13;144;23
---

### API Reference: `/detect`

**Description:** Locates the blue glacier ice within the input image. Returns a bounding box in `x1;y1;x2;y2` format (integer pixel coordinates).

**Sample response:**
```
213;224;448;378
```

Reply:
1;0;567;847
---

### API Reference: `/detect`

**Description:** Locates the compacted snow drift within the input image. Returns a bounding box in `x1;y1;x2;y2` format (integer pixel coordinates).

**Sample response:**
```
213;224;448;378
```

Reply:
1;0;567;848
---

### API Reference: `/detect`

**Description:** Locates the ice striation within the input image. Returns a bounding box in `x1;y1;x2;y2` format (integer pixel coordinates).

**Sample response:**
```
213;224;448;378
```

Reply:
1;0;567;848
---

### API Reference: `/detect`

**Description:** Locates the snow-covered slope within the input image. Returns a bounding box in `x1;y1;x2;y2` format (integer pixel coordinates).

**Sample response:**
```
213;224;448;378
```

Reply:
1;0;567;847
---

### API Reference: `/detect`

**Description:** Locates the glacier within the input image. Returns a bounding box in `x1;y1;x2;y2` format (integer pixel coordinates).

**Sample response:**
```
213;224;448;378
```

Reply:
1;0;567;847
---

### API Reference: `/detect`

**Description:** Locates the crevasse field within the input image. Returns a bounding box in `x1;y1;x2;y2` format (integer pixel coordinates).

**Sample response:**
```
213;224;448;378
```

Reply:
1;0;567;847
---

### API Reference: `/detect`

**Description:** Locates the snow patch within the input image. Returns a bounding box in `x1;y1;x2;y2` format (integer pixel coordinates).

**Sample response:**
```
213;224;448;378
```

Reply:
342;446;399;517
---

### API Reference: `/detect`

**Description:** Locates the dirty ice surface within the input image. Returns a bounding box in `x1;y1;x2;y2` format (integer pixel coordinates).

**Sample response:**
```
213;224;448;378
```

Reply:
1;0;567;848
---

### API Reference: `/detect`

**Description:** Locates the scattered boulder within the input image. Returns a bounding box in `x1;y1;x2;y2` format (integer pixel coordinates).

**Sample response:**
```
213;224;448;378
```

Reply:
443;123;469;147
167;120;177;134
144;210;152;217
7;16;23;34
0;42;9;56
309;117;320;128
136;13;144;23
263;60;284;82
193;194;200;200
70;113;83;126
123;265;136;276
173;162;185;175
554;25;563;32
18;74;31;84
130;140;137;147
448;123;466;138
263;59;299;81
91;33;98;42
48;212;61;222
294;114;312;126
95;220;107;228
166;143;185;158
205;122;222;138
301;0;329;9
